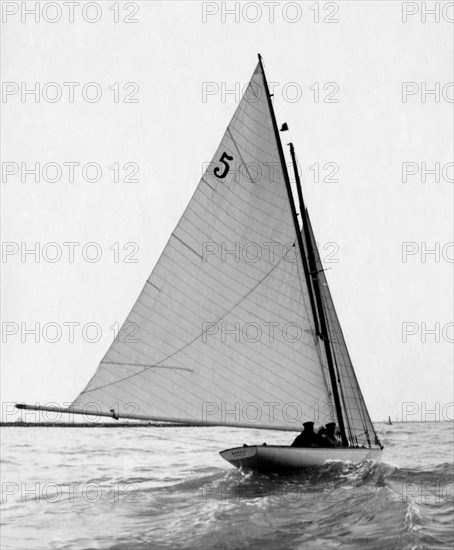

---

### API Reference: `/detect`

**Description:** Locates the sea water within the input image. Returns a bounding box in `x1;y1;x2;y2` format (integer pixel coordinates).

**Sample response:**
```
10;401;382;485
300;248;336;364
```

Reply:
1;422;453;550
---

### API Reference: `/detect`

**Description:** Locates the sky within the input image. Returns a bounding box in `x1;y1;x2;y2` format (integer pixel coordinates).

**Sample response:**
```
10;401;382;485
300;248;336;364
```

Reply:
1;0;453;424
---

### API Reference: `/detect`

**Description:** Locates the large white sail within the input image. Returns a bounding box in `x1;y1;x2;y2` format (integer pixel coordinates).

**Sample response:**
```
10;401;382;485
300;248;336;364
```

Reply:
69;62;335;430
306;212;380;446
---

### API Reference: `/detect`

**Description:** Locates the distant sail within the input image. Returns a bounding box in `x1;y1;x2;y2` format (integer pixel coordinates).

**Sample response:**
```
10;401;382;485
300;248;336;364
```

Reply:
306;211;379;446
70;62;335;430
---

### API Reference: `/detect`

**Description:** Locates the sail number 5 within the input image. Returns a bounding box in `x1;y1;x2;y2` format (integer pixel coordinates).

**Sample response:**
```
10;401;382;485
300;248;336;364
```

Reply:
214;152;234;179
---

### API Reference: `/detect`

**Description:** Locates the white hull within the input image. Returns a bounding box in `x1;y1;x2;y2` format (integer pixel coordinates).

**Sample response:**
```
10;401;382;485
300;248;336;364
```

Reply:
220;445;382;473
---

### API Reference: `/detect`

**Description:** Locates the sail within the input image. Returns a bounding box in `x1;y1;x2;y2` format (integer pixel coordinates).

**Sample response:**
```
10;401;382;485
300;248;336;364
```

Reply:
70;62;335;431
306;212;379;447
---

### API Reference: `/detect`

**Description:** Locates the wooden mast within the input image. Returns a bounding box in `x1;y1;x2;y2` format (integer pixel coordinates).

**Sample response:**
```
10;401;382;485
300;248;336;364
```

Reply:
257;55;320;340
258;54;348;445
288;142;348;447
257;55;317;315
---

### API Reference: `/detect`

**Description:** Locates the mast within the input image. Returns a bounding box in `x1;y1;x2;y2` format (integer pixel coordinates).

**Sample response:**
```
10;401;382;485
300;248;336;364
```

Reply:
288;144;320;337
257;56;321;338
288;142;348;446
257;61;320;338
258;54;319;328
258;55;348;443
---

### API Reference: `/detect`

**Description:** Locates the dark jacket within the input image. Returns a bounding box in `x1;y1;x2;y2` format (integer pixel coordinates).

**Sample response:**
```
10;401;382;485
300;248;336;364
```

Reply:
291;429;318;448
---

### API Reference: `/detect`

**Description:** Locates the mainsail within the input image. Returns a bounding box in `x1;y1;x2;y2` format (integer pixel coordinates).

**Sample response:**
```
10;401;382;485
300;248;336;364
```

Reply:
68;60;335;431
17;57;381;448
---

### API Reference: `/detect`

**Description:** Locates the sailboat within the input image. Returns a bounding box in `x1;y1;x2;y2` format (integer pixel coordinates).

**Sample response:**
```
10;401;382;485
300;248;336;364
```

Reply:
16;55;383;473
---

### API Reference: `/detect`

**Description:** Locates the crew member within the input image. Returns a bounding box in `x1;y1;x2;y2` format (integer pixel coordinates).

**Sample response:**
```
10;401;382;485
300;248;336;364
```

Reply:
291;421;319;447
